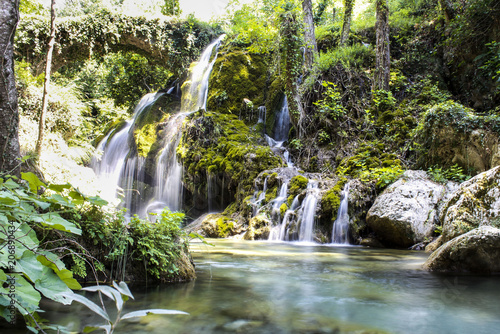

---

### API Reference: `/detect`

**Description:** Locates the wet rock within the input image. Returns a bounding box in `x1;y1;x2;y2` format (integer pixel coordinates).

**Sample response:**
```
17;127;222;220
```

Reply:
244;215;271;240
423;226;500;273
359;237;385;248
439;166;500;246
366;170;457;248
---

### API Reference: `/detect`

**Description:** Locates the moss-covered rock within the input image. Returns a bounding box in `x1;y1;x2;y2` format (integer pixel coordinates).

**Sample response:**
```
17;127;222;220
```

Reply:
438;166;500;246
414;100;500;174
244;215;271;240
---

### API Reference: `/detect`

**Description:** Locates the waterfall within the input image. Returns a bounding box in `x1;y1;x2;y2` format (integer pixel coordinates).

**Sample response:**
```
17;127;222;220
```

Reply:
144;34;225;217
92;35;225;217
91;92;164;210
268;194;299;241
298;181;320;242
270;182;288;222
265;96;293;167
251;176;268;216
332;183;350;244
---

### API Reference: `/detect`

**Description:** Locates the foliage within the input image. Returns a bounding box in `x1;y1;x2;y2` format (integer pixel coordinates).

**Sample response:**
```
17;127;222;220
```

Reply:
62;281;187;333
19;0;45;15
161;0;182;16
15;11;219;78
78;207;188;282
372;89;396;113
313;81;345;120
316;43;375;71
476;41;500;92
337;142;404;190
0;171;107;332
427;164;471;184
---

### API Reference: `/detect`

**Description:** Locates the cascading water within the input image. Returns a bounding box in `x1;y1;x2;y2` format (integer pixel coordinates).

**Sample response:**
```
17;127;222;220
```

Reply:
91;92;165;211
251;176;268;216
92;35;225;217
268;194;300;241
265;96;293;167
298;181;320;242
332;183;350;244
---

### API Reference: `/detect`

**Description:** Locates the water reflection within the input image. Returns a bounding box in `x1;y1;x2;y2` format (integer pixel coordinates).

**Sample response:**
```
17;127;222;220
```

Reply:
38;240;500;333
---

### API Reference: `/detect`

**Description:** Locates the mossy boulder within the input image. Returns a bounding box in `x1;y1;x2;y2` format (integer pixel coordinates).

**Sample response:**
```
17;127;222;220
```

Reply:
207;49;267;118
438;166;500;246
200;213;238;238
244;215;271;240
423;226;500;273
414;100;500;174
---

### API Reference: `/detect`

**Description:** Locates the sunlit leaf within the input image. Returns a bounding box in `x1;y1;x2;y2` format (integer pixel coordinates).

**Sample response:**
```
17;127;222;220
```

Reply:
64;292;110;321
120;309;188;320
112;281;134;300
21;172;46;193
82;285;123;311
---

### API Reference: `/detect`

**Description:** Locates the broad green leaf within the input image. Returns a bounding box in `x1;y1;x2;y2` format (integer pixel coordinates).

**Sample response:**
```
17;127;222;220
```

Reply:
112;281;134;300
87;196;108;207
0;191;19;206
46;193;74;207
35;213;81;235
0;213;8;225
121;309;188;320
55;269;82;290
0;269;6;282
64;292;110;321
68;190;85;205
16;251;43;283
34;266;73;304
37;251;65;272
0;274;41;314
48;183;72;193
21;172;46;193
3;178;19;190
82;285;123;311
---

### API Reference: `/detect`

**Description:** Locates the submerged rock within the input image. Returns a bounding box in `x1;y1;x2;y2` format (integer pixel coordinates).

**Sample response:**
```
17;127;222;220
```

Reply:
366;170;457;248
423;226;500;273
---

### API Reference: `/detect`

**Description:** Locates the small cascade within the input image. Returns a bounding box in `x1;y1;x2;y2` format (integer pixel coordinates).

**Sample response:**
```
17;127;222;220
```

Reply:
270;182;288;222
251;176;268;216
298;181;320;242
265;96;293;167
181;35;225;112
258;106;266;124
207;172;218;213
332;183;350;244
268;195;300;241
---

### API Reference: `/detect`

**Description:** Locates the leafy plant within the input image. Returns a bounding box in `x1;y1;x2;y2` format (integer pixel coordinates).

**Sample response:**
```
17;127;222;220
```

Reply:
313;81;345;120
427;164;470;184
62;281;188;334
0;171;105;332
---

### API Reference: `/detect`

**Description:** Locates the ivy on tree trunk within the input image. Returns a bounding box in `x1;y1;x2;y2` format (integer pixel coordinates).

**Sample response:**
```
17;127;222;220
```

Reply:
374;0;390;91
340;0;355;45
0;0;21;176
301;0;318;72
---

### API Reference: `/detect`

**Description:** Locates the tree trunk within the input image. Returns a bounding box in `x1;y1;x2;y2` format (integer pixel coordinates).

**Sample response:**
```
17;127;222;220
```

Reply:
36;0;56;158
438;0;455;24
374;0;390;91
340;0;355;45
302;0;318;72
0;0;21;176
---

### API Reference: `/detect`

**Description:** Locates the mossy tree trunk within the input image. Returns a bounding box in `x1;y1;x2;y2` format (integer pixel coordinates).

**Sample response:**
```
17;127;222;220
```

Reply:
0;0;21;176
374;0;390;91
302;0;318;72
279;9;306;137
36;0;56;158
340;0;355;45
438;0;455;24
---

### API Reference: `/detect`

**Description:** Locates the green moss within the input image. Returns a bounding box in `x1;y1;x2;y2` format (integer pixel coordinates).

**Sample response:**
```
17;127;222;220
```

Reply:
134;123;157;157
207;49;267;120
265;186;278;203
217;218;234;238
280;203;288;217
321;178;347;222
289;175;308;197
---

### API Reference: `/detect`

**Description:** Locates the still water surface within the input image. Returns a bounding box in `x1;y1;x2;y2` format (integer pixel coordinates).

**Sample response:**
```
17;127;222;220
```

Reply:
44;240;500;333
